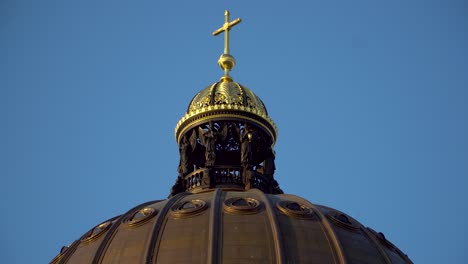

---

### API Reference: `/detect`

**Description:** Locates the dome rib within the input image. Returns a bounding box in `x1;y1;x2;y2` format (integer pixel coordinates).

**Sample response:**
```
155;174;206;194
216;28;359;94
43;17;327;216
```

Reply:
209;82;218;107
93;200;159;264
207;188;223;264
283;193;347;264
361;228;393;264
253;188;286;263
146;192;188;264
309;205;347;264
52;236;79;263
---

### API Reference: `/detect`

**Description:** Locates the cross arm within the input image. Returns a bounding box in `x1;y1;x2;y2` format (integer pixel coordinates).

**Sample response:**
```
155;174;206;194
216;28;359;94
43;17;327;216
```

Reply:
212;27;224;36
228;18;242;29
212;18;242;36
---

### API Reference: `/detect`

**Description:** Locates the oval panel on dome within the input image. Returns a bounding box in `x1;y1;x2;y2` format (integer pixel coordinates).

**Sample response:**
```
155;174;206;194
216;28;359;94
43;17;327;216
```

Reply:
367;227;398;249
80;220;112;243
276;200;315;219
50;245;70;263
125;207;157;227
223;197;261;214
327;211;360;230
170;199;208;218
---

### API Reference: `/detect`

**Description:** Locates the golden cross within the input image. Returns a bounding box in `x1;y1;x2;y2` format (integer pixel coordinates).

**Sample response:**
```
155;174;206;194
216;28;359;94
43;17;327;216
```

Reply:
212;10;242;55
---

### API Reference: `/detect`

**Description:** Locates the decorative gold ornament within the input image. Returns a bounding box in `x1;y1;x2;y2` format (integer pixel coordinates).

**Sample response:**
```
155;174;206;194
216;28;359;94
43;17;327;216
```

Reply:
175;81;277;145
175;10;277;146
212;10;242;81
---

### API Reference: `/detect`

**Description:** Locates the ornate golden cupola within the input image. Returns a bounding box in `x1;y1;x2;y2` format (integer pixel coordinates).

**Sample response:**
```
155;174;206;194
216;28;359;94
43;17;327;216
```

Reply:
172;10;281;196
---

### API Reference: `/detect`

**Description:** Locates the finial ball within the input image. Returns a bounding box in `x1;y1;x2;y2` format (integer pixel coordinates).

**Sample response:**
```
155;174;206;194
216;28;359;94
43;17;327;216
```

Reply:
218;54;236;71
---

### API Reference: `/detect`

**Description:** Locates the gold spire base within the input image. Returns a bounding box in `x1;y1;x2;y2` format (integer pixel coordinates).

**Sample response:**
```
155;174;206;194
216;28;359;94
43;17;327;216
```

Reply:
219;75;233;82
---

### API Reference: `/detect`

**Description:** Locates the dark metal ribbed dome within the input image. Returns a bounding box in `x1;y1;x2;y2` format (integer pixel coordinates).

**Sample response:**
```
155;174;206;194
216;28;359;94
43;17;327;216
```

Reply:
51;189;412;264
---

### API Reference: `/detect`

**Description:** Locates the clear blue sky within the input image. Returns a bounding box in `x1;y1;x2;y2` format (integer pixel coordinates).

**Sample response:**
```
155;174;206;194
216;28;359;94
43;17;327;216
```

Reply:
2;1;467;263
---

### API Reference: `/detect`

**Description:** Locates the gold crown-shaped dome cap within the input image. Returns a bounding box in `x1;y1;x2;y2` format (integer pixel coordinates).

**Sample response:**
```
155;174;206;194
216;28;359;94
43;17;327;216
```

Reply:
175;80;277;144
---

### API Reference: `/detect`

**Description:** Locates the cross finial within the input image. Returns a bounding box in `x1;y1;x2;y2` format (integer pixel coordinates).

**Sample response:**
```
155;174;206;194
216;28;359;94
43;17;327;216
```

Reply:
212;10;242;81
212;10;242;55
